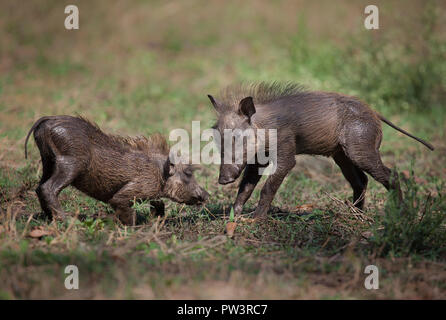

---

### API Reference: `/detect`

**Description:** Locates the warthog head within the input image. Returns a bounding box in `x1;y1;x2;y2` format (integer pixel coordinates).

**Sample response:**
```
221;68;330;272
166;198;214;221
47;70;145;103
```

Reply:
163;158;209;205
208;94;257;185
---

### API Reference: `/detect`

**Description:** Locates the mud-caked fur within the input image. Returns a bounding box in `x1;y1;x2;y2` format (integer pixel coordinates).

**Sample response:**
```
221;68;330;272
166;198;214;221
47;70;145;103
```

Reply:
208;82;434;218
25;116;209;225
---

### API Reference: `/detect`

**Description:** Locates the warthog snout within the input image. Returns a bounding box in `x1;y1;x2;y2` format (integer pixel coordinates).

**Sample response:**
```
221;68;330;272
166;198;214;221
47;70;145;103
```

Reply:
218;164;241;185
183;187;209;205
195;188;209;203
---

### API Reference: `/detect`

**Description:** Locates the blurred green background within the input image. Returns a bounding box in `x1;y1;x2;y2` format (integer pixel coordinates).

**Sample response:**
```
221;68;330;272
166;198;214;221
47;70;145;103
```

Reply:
0;0;444;155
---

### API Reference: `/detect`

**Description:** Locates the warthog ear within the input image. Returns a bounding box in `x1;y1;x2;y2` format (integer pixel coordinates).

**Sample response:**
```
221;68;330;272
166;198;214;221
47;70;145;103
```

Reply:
239;96;256;120
164;155;176;177
207;94;221;113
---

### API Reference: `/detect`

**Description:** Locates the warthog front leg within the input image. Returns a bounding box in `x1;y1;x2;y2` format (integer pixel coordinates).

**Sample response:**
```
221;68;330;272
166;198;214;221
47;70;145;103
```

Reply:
109;182;138;226
233;164;263;216
109;180;160;225
252;154;296;219
113;207;137;226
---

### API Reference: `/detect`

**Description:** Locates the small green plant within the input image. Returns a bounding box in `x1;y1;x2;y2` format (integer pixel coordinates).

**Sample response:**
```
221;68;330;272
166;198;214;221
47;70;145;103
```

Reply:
131;199;152;215
229;207;235;222
130;198;155;224
78;217;105;237
369;171;446;257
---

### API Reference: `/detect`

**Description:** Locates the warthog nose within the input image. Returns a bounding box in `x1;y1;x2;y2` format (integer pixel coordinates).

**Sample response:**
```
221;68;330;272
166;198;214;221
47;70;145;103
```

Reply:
219;175;235;185
200;190;209;202
219;165;240;185
218;175;226;184
195;189;209;203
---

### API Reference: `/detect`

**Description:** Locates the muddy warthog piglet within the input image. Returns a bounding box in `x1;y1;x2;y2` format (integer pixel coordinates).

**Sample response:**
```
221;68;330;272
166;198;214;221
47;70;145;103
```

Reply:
208;82;434;218
25;116;209;225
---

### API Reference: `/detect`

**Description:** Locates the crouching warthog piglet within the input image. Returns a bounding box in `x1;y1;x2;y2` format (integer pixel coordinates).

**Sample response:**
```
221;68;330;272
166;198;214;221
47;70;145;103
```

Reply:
25;116;209;225
207;82;434;218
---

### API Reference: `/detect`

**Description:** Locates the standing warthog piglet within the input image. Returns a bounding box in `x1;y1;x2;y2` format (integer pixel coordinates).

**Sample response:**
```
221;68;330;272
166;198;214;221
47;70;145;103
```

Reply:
208;82;434;218
25;116;209;225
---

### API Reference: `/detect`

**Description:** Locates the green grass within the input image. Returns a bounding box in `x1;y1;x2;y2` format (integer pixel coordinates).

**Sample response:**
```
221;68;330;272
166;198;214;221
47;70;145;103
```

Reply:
0;0;445;299
370;171;446;257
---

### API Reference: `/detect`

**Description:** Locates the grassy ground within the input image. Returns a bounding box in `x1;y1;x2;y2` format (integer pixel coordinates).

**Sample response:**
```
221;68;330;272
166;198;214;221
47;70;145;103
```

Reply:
0;0;445;299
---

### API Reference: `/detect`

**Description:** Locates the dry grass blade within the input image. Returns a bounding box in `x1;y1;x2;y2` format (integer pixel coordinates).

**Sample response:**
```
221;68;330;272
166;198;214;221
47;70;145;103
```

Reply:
323;191;372;223
111;217;171;256
20;213;34;238
179;235;228;256
295;204;315;212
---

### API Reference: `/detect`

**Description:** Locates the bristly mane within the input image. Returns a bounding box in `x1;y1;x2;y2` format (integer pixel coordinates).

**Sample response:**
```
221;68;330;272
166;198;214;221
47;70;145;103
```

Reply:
217;82;308;111
114;133;170;156
77;116;170;156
